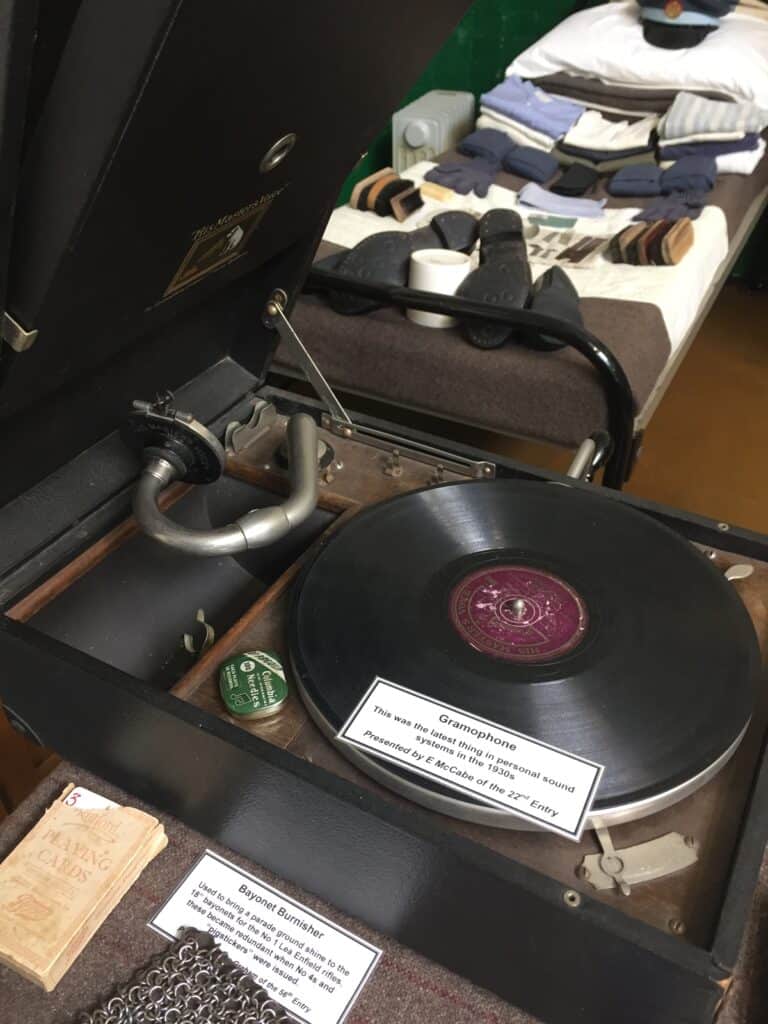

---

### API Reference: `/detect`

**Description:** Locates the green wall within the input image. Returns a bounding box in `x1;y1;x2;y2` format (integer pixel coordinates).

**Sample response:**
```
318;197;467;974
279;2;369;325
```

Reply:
339;0;583;203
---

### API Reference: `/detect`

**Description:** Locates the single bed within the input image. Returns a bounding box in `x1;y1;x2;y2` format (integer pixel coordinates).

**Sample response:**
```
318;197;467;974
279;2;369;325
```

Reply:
274;2;768;484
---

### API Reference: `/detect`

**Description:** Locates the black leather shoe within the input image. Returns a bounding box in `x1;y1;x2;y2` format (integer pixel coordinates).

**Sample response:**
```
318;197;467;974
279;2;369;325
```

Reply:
521;265;582;352
323;211;479;316
455;210;532;349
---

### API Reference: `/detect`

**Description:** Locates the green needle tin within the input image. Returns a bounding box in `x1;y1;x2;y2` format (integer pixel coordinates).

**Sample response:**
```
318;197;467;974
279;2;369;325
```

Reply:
218;650;289;720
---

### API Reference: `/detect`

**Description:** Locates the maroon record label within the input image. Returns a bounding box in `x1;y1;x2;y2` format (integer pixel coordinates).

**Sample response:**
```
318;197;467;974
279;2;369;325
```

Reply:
449;566;588;663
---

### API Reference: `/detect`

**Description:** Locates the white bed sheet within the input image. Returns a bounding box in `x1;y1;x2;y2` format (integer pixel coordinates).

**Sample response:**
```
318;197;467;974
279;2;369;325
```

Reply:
322;162;730;359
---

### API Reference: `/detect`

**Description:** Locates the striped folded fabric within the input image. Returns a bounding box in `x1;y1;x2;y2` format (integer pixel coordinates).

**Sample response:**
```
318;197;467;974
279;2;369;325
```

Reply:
660;92;768;144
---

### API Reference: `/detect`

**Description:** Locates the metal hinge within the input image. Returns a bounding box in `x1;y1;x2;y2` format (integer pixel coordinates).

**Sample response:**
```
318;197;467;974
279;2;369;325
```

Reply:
2;312;38;352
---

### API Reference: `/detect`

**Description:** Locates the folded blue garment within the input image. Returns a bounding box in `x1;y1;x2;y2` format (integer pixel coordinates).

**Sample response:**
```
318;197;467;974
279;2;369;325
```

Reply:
608;164;663;197
661;156;717;195
518;182;606;219
659;134;760;161
480;75;585;140
457;127;513;166
502;145;558;183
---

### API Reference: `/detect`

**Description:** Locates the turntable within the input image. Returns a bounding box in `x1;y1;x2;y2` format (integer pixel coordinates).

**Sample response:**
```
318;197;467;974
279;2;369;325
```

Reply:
0;5;766;1024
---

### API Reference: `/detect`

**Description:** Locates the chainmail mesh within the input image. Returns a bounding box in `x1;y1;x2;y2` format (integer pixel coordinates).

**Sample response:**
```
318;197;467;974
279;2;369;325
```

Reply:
73;928;293;1024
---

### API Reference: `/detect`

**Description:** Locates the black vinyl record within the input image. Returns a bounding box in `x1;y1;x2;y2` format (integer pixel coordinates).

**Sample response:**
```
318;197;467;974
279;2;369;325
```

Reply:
289;480;758;821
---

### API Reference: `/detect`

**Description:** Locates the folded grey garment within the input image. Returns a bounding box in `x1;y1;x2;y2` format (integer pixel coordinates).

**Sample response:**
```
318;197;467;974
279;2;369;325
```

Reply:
531;72;735;117
554;148;658;173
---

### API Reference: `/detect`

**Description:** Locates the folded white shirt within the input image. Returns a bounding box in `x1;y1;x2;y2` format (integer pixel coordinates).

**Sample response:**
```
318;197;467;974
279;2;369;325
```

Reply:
477;106;556;151
563;110;659;153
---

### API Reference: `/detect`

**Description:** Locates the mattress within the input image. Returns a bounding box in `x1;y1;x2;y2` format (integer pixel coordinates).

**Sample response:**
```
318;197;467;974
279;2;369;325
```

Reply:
276;101;768;449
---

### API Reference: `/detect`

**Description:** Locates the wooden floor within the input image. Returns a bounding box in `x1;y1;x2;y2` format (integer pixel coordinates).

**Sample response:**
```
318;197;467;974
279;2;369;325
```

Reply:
1;282;766;812
495;282;768;534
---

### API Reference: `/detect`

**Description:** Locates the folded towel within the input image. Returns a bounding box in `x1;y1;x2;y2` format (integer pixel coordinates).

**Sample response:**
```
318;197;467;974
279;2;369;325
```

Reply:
477;109;556;152
502;145;559;183
457;127;514;165
481;75;585;140
518;182;606;219
661;156;718;194
660;91;768;142
563;111;659;153
608;164;663;197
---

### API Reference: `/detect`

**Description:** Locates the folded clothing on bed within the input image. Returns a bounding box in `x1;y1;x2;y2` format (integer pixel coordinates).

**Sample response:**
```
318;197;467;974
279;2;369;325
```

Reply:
502;146;559;182
661;139;767;175
480;75;585;139
660;91;768;145
557;139;655;163
553;145;657;173
659;132;761;160
661;156;718;193
476;108;556;151
563;110;659;152
715;137;767;174
660;138;767;175
518;182;606;218
608;164;663;197
457;127;513;165
479;107;557;149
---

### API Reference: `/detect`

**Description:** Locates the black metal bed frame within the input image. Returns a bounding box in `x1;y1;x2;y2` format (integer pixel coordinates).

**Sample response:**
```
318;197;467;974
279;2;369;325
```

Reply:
307;266;637;489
